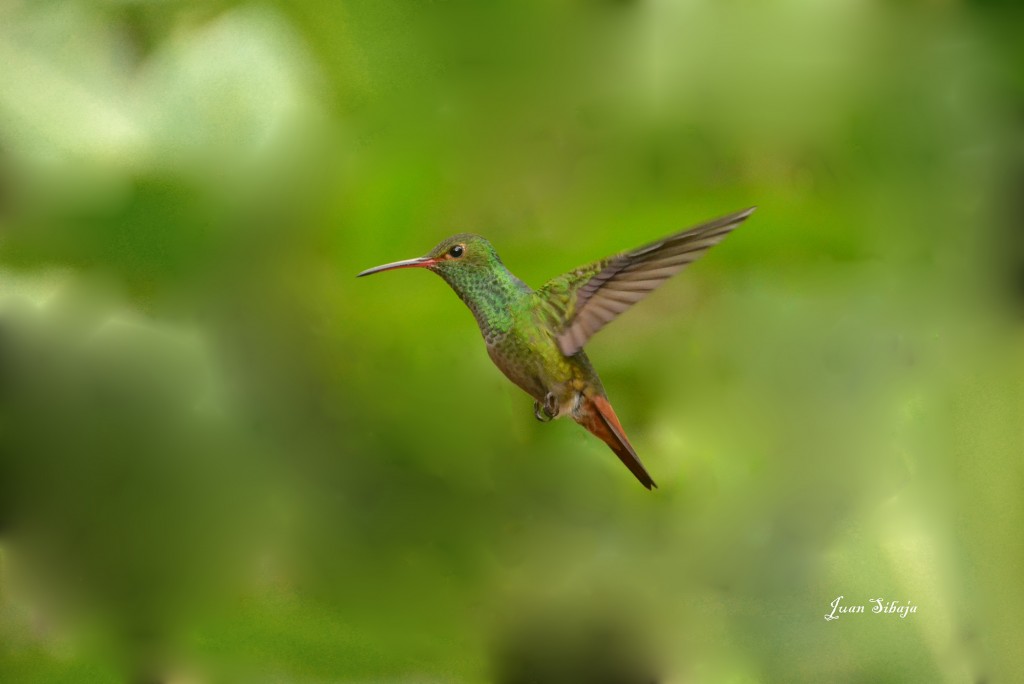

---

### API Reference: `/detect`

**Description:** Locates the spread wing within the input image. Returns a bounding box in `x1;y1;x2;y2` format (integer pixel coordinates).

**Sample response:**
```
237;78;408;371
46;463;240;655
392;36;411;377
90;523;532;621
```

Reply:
539;207;755;356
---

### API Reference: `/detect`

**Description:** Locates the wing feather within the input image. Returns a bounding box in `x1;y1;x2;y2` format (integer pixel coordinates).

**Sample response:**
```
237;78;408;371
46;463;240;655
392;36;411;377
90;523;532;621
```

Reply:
540;207;755;356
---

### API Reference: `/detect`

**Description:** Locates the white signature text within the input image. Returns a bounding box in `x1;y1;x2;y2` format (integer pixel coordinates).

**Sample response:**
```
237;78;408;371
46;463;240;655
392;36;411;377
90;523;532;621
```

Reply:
824;595;917;621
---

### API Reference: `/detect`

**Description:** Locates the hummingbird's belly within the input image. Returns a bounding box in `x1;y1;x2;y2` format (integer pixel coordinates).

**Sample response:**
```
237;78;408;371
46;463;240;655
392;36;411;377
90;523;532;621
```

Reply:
486;327;595;416
486;338;552;401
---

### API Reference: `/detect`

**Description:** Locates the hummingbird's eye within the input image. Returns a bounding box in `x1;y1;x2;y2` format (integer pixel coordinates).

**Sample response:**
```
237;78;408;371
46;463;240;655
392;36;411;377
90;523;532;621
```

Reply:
448;244;465;258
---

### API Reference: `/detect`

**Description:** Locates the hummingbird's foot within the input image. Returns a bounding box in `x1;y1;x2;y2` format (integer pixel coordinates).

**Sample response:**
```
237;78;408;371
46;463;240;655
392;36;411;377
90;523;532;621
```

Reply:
533;392;560;422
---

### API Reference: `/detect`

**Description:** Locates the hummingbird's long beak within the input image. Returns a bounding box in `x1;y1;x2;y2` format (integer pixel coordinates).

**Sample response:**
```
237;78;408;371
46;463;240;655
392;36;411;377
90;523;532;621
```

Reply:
357;256;438;277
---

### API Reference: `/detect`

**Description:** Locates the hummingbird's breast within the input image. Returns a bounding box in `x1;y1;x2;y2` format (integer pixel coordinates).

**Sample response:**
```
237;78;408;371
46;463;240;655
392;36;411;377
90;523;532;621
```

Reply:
484;296;599;411
446;269;599;410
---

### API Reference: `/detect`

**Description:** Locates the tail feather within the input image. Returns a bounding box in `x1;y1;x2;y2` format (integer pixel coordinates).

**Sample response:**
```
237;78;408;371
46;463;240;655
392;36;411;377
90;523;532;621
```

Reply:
580;394;657;490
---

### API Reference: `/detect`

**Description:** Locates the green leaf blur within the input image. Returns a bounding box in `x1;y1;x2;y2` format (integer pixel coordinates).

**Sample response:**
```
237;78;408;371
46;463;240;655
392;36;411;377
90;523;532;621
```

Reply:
0;1;1021;682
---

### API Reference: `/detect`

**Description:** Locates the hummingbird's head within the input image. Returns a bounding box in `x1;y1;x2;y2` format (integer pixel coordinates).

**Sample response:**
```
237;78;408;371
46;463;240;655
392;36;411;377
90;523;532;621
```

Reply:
357;233;504;281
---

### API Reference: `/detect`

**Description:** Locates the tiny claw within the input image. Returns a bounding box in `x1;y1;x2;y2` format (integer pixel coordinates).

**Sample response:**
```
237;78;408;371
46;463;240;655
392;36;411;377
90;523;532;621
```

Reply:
544;392;559;419
533;392;560;423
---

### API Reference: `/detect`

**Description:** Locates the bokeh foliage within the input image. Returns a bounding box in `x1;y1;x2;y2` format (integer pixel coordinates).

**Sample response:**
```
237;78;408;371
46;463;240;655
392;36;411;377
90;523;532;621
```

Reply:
0;0;1021;682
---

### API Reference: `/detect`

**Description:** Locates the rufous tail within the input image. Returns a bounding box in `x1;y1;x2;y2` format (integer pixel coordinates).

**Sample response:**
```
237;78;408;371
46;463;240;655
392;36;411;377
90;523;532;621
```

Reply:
579;394;657;489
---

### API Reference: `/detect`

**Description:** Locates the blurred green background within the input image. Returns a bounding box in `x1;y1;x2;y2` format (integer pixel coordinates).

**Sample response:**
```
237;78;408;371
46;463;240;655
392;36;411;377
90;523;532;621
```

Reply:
0;0;1021;682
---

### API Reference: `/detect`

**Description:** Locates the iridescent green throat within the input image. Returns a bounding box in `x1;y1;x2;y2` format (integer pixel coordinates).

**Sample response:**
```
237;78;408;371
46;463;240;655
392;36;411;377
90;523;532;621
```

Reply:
432;259;532;342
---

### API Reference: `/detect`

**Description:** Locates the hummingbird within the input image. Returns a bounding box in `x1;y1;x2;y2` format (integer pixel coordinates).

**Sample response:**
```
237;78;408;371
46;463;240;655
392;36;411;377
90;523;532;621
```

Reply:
358;207;755;489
